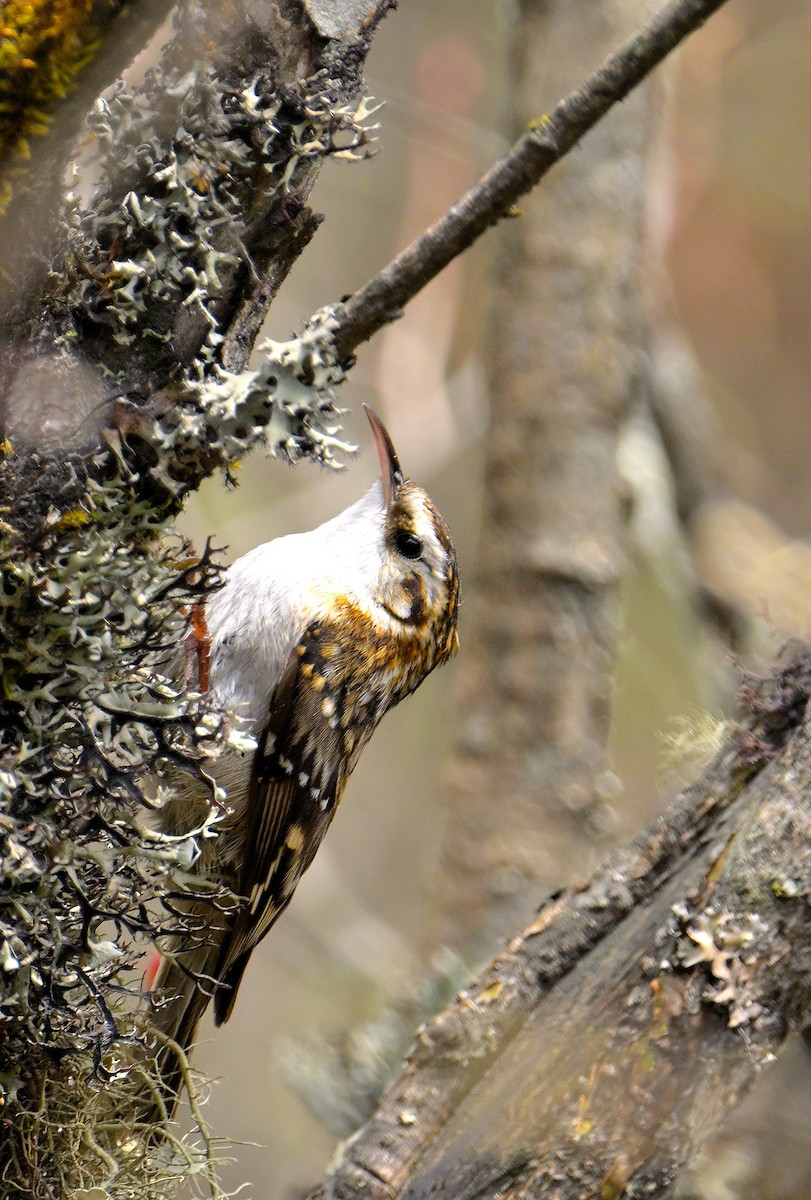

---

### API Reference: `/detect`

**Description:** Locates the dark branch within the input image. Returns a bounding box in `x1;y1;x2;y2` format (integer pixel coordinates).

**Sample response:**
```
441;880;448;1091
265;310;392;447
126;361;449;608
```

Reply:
308;656;811;1199
332;0;733;362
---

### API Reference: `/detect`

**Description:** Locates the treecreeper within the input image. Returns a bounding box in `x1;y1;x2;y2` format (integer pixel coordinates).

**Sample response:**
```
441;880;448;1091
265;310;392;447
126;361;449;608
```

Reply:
150;407;460;1114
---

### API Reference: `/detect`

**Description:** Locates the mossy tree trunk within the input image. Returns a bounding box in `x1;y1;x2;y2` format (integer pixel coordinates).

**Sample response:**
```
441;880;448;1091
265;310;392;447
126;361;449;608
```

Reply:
0;2;390;1194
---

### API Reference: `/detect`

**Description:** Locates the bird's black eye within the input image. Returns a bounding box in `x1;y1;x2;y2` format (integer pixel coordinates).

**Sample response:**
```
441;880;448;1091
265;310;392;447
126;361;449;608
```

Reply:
395;530;423;560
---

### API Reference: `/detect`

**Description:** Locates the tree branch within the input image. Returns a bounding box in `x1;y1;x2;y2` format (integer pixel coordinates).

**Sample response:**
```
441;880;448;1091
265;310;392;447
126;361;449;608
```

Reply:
4;0;790;1195
309;657;811;1200
1;0;392;524
332;0;733;362
0;2;394;1193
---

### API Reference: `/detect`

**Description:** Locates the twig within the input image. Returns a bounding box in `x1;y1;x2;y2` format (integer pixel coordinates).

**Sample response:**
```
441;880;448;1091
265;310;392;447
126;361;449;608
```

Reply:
644;327;729;530
332;0;733;361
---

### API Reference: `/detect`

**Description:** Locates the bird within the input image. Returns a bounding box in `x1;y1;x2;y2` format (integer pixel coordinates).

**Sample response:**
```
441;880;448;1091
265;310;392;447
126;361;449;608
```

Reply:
149;405;460;1113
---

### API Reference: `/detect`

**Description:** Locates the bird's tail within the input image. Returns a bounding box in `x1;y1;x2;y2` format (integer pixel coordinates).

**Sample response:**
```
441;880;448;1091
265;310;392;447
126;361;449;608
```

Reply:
144;939;223;1123
150;968;205;1119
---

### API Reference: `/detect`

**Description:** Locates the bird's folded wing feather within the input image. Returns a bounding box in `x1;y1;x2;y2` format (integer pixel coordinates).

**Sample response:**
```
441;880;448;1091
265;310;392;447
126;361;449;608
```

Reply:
214;622;347;981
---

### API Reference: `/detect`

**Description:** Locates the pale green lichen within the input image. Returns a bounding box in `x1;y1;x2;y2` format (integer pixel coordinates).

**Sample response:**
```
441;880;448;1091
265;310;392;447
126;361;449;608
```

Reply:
0;476;233;1195
62;62;377;361
149;303;357;494
675;904;769;1030
53;59;376;488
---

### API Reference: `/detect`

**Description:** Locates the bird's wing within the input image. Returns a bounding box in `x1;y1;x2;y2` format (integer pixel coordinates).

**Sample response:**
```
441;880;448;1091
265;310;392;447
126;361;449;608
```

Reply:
213;621;349;996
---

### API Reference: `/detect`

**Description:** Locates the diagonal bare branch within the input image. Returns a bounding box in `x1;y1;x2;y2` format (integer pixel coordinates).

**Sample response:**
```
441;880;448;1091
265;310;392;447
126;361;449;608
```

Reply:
332;0;733;362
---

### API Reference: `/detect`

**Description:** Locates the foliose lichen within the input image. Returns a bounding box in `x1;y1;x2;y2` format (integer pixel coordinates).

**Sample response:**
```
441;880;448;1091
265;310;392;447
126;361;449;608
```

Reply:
61;52;376;359
153;303;357;494
51;50;378;489
675;904;769;1030
0;475;231;1193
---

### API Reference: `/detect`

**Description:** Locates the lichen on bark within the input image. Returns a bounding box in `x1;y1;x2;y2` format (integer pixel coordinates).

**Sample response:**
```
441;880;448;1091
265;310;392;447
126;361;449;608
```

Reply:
0;1;391;1193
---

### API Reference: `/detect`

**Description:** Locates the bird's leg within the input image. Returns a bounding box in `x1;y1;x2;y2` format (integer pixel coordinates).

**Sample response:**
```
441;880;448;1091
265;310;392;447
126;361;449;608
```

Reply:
184;602;211;692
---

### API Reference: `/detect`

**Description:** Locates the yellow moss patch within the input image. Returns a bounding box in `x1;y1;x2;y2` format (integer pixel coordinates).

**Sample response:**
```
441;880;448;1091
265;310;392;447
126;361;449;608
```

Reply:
53;507;90;530
0;0;100;205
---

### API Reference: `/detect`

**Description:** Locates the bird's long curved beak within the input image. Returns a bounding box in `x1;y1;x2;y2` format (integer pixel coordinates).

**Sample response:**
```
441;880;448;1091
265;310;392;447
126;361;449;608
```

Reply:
364;405;404;510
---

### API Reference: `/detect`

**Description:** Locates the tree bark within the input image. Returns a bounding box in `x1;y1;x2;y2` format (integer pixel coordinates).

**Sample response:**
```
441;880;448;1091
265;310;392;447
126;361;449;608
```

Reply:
0;3;392;1195
331;0;733;363
309;656;811;1200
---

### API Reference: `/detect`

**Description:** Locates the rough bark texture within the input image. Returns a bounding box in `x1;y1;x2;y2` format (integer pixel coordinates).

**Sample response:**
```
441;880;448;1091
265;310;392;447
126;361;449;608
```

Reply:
433;0;653;954
309;656;811;1200
1;0;777;1194
0;0;179;335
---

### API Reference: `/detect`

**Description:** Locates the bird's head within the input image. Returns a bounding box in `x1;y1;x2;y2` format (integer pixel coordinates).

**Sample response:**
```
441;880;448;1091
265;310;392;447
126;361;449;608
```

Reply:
363;406;460;667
